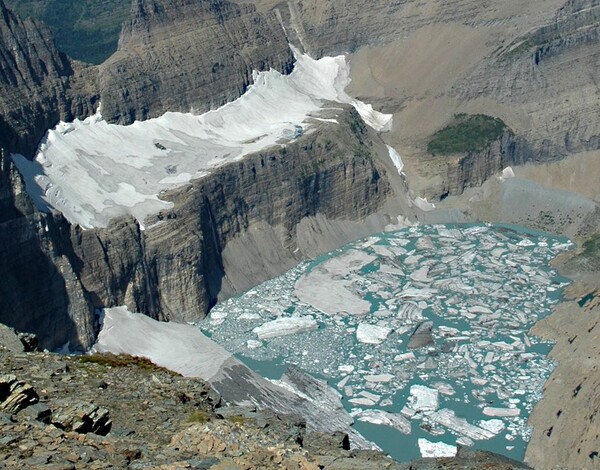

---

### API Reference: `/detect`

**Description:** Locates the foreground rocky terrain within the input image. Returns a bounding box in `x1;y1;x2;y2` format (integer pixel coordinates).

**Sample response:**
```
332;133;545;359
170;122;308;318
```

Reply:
0;330;534;469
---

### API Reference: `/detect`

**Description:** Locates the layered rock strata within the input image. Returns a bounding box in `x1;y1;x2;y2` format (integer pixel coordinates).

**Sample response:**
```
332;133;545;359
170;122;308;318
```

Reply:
98;0;294;123
0;0;97;157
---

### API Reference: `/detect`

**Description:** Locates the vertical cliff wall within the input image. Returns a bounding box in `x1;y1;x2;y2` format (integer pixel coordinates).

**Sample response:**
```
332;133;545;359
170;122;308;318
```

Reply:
0;0;98;350
98;0;294;123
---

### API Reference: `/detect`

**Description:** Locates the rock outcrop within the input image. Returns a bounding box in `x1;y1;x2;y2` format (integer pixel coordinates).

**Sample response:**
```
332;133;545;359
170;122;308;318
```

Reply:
98;0;294;123
0;374;38;413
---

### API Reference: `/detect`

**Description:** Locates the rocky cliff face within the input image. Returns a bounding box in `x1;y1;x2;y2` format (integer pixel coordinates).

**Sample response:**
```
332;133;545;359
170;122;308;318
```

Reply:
0;149;94;352
456;0;600;163
98;0;294;123
65;108;405;324
0;1;97;351
0;0;97;157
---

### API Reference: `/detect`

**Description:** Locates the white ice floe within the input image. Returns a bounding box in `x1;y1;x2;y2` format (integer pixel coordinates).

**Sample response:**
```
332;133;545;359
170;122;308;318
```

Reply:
356;323;392;344
429;409;495;440
252;316;318;339
364;373;395;383
12;47;392;229
483;407;521;417
246;339;263;349
418;439;457;458
478;419;506;434
349;397;376;406
352;409;411;434
408;385;439;413
295;270;371;316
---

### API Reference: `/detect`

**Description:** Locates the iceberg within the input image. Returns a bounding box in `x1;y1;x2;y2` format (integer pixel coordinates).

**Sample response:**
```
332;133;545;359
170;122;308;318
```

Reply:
356;323;392;344
418;439;457;458
353;409;411;434
408;385;439;413
252;316;318;339
483;407;521;417
429;409;495;440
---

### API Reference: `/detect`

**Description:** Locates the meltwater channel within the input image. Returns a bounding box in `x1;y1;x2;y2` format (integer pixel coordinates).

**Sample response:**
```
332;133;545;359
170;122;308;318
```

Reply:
199;223;573;461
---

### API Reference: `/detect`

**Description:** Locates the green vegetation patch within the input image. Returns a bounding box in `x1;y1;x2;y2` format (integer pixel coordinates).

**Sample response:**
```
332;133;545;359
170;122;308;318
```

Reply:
582;233;600;258
187;410;212;424
78;353;178;375
5;0;131;64
427;114;507;156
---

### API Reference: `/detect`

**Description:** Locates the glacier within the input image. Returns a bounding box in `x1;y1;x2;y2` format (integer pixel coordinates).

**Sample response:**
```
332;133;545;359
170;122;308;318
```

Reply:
12;47;392;229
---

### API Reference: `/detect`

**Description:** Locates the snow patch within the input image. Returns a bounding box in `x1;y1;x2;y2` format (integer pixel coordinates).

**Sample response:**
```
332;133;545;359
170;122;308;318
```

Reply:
12;47;392;229
386;145;404;174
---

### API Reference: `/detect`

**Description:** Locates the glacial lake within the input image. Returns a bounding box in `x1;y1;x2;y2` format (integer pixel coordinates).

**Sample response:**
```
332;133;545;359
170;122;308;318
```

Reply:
200;223;572;461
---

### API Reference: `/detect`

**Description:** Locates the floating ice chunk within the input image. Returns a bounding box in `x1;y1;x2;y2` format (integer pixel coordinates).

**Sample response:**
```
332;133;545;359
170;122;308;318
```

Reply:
433;382;456;396
295;271;371;316
418;439;457;458
246;339;263;349
410;266;430;283
483;407;521;417
356;323;392;344
429;409;494;440
252;316;318;339
371;245;395;258
478;419;506;435
398;287;438;300
349;397;376;406
364;373;395;383
239;312;261;320
469;306;494;314
394;352;416;362
358;391;381;403
320;249;377;276
408;385;439;413
457;436;474;446
353;409;411;434
337;376;350;389
338;364;355;373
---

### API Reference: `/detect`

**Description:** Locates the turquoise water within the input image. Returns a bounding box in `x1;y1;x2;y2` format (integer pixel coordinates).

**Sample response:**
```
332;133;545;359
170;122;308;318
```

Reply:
201;223;572;461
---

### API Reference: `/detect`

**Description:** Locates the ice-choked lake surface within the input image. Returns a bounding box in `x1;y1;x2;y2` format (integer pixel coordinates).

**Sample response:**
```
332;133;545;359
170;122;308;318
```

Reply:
201;223;572;461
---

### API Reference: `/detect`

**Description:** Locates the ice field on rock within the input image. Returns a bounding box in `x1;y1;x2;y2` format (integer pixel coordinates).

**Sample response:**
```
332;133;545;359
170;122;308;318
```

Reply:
12;47;392;229
201;223;573;461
